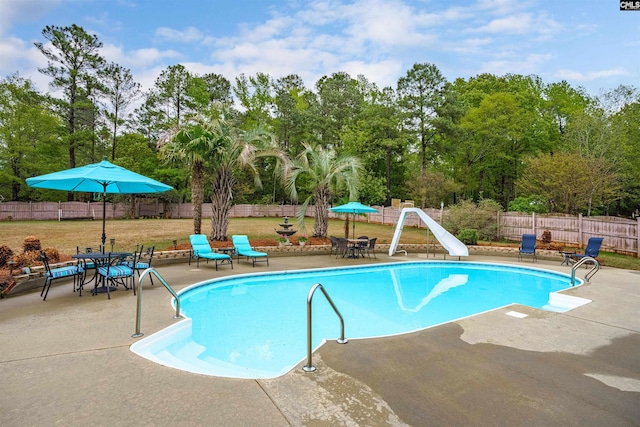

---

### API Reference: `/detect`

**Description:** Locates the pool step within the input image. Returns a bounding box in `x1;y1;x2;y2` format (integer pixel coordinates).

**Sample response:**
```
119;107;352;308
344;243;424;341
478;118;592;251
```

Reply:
542;293;592;313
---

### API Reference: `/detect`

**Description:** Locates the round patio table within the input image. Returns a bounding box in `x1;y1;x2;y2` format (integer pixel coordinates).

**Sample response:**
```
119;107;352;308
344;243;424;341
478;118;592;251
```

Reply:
73;252;132;296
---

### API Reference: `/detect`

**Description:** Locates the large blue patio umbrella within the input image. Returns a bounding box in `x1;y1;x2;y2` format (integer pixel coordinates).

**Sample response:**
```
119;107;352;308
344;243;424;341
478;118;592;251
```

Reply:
329;201;378;239
26;157;173;248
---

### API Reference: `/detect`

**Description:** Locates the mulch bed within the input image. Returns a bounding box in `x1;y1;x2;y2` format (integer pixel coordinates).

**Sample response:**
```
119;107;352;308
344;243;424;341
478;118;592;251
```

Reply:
168;236;331;251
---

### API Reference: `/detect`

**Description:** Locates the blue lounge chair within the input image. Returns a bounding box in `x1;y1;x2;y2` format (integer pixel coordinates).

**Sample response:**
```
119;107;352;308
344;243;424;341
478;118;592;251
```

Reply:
231;235;269;267
189;234;233;270
571;237;603;264
518;234;537;262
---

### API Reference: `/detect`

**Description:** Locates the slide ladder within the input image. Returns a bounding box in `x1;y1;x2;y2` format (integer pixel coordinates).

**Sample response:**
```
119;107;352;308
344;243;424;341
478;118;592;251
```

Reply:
389;208;468;258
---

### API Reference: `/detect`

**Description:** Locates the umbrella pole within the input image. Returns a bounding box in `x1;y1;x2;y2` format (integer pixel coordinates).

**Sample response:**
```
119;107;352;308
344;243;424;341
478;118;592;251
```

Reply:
352;213;356;240
101;191;107;250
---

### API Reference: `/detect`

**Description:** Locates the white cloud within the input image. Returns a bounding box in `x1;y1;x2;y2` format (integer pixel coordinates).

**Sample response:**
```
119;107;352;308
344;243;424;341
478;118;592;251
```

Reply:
131;65;167;93
207;0;450;88
97;43;183;92
480;53;553;76
0;0;61;36
214;36;337;87
0;0;633;98
575;23;599;35
345;0;424;46
476;0;533;15
556;68;628;82
316;0;466;51
476;13;533;34
0;36;51;90
101;44;182;69
155;26;205;43
341;59;404;89
448;38;494;55
0;37;32;71
296;0;348;26
532;12;563;40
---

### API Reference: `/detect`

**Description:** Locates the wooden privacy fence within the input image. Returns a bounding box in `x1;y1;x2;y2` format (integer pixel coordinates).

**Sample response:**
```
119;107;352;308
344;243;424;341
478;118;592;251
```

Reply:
1;201;638;257
499;212;640;256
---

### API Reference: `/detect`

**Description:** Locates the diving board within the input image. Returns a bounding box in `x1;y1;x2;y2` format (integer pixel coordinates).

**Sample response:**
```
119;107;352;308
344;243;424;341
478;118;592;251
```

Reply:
389;207;469;257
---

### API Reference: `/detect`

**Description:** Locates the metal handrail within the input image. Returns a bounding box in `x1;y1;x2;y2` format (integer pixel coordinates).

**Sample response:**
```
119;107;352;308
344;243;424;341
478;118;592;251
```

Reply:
132;268;183;338
571;256;600;286
303;283;348;373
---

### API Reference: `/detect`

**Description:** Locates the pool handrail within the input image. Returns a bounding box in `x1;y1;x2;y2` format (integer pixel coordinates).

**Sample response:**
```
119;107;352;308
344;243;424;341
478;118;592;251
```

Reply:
132;267;183;338
571;256;599;286
303;283;348;373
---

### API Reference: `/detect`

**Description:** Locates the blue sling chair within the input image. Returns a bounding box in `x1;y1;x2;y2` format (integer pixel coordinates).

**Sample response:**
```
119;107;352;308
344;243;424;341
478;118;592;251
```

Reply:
571;237;604;266
231;235;269;267
189;234;233;270
518;234;537;262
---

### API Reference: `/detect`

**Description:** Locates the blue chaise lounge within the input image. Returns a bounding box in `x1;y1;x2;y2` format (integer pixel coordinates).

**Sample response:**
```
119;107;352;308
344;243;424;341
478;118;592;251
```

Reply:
231;235;269;267
189;234;233;270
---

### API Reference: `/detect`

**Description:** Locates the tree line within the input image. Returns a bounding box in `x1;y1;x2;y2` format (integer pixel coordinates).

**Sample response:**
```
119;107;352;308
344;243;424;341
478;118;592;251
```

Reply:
1;24;639;238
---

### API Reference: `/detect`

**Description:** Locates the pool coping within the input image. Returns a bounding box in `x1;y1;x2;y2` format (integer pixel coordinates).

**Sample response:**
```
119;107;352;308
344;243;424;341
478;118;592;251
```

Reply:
1;253;638;425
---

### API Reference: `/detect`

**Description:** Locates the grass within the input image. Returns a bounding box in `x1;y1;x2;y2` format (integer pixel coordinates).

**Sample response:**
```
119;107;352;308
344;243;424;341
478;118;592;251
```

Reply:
2;217;639;271
0;217;429;255
596;252;640;271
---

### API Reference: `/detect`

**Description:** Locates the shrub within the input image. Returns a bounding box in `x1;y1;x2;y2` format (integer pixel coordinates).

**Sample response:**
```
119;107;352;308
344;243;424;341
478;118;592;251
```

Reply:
0;245;14;268
457;229;478;245
444;199;502;241
22;236;42;252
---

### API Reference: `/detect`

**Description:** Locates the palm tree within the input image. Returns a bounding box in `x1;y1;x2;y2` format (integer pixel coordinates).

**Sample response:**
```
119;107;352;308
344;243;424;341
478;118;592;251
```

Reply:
285;143;361;238
160;114;225;235
208;116;285;241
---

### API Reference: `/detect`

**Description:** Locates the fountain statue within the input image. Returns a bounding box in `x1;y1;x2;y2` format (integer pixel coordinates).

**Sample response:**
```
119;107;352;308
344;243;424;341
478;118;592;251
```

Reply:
275;216;297;245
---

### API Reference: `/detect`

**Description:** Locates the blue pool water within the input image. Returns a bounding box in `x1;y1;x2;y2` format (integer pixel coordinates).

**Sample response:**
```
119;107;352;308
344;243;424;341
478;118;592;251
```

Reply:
131;261;582;379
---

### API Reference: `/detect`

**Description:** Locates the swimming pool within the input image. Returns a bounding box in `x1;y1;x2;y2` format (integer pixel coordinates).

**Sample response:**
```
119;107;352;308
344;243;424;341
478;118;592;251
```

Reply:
131;261;587;379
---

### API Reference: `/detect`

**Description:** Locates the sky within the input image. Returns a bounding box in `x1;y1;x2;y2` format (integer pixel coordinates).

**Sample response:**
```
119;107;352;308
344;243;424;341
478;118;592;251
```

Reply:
1;0;638;98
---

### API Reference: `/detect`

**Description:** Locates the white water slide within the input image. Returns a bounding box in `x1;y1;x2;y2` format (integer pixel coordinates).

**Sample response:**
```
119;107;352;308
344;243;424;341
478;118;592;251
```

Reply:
389;208;469;257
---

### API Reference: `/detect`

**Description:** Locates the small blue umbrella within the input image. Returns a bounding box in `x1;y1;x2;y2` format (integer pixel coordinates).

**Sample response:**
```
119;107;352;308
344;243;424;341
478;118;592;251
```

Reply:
26;157;173;247
329;201;378;239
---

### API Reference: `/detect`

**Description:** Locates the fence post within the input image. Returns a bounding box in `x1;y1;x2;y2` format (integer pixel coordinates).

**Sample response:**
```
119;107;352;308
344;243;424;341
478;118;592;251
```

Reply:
637;217;640;259
578;213;583;248
532;212;536;235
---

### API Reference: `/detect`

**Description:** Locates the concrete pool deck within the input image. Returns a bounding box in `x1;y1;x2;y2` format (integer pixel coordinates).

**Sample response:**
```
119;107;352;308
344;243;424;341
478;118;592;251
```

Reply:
1;253;638;426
